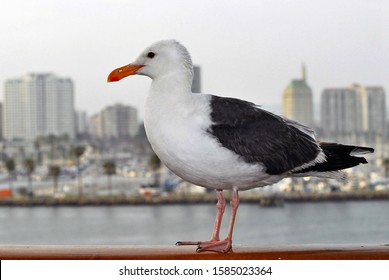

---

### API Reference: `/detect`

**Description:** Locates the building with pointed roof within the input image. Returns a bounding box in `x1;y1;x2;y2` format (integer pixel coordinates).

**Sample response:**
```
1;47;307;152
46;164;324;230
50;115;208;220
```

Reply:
282;64;314;127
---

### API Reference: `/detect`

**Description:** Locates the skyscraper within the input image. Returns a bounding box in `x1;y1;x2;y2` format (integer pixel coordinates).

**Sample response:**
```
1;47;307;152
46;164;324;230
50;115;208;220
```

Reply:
90;104;138;139
3;73;75;141
75;110;88;137
191;65;201;93
321;84;386;138
357;85;386;134
321;88;361;138
282;64;314;127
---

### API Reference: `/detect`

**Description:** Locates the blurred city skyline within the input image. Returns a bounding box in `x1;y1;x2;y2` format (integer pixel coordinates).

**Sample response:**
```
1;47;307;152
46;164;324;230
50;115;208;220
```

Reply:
1;0;388;118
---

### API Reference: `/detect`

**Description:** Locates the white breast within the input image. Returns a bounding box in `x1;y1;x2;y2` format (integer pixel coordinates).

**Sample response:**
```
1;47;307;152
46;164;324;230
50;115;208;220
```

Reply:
144;90;279;190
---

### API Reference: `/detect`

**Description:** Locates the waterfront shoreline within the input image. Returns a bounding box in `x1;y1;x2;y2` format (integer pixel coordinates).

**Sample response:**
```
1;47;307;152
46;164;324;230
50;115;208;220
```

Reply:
1;190;389;206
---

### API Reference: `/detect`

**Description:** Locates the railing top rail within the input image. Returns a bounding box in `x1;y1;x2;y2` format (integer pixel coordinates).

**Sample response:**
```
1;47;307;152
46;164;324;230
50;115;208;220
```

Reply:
1;244;389;260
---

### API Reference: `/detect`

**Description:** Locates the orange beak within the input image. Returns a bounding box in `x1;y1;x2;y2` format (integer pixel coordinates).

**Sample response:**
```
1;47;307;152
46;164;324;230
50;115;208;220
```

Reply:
107;64;144;82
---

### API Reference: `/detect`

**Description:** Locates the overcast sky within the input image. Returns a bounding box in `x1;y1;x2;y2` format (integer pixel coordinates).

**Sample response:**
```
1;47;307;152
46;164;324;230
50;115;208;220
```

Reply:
1;0;388;119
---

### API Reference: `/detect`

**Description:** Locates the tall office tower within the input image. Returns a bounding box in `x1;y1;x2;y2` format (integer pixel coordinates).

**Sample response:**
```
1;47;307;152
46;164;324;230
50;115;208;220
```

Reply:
321;88;361;138
88;113;104;139
353;85;386;134
75;110;88;136
3;73;75;141
321;85;386;136
99;104;138;139
322;85;387;138
191;65;201;93
282;64;314;127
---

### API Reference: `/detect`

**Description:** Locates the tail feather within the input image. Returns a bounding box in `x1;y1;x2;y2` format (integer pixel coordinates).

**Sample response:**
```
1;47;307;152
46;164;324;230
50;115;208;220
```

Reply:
292;142;374;174
319;142;374;156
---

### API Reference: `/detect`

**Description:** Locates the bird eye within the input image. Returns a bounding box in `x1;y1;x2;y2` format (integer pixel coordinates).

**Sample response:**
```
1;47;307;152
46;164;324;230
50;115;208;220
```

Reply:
147;52;155;59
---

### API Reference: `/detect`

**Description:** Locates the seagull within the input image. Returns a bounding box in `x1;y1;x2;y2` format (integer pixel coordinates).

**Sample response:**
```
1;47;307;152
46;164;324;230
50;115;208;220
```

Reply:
107;39;374;253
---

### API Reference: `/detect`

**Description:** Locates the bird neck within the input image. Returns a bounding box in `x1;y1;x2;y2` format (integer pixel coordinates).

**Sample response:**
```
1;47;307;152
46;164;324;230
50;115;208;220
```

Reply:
146;70;195;122
150;70;193;98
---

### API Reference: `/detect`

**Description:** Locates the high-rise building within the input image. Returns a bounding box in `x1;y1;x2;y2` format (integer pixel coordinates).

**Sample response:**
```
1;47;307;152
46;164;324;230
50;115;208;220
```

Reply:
367;87;386;133
321;88;361;137
191;65;201;93
89;104;138;139
321;84;386;138
88;113;104;138
75;110;88;137
282;64;314;127
3;73;75;141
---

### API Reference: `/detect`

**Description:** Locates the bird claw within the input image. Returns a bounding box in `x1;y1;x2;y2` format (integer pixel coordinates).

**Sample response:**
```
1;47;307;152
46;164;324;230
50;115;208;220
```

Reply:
177;239;232;253
176;241;202;246
196;239;232;253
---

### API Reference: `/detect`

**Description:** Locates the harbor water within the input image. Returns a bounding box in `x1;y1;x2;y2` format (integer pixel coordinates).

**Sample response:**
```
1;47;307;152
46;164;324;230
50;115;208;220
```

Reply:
0;201;388;246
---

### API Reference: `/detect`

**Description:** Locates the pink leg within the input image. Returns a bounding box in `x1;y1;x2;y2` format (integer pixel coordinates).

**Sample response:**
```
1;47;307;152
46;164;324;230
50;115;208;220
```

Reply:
176;188;240;253
176;189;226;246
197;187;239;253
211;189;226;241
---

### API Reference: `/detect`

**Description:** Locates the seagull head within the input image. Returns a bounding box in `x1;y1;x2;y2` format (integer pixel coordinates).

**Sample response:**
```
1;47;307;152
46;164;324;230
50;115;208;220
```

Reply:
107;39;193;82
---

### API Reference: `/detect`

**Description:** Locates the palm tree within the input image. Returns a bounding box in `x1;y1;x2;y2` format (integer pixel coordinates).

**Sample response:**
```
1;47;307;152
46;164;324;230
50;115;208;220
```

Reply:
33;139;43;165
58;134;70;162
23;158;35;198
47;134;57;162
71;146;86;196
5;158;15;197
48;165;61;194
103;160;116;195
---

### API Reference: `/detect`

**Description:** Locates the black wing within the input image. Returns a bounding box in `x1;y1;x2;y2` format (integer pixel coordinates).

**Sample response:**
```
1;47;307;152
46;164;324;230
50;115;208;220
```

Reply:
208;95;321;175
